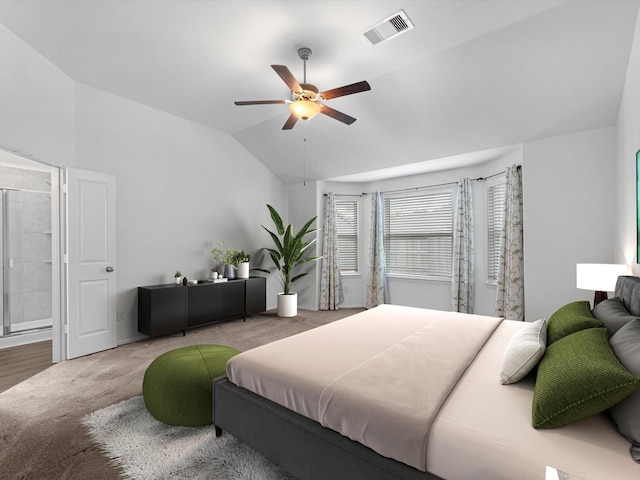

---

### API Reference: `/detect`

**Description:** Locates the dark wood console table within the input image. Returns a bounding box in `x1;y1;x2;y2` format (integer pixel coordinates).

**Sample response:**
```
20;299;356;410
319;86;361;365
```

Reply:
138;277;266;338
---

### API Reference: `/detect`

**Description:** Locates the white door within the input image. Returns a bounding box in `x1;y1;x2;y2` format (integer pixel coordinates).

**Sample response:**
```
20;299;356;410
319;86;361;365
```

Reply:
66;168;117;359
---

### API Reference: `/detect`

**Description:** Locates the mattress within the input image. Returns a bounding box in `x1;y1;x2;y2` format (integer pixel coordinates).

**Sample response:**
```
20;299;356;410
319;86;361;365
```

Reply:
227;305;640;479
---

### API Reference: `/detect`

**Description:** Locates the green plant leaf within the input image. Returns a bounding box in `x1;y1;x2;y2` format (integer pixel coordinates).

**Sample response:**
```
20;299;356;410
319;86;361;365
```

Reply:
258;204;320;296
266;204;285;236
292;272;311;283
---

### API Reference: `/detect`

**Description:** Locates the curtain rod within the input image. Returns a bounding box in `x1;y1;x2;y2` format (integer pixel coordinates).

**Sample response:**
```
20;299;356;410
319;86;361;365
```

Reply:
471;164;521;182
324;164;522;197
323;193;367;197
380;180;458;196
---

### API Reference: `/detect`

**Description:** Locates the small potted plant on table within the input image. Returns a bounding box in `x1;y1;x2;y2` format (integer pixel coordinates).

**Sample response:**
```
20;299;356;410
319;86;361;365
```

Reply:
235;251;251;279
211;242;249;279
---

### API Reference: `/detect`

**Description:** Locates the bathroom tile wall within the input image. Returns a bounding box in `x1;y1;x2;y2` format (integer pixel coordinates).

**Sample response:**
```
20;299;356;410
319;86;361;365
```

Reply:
0;193;3;324
0;165;52;332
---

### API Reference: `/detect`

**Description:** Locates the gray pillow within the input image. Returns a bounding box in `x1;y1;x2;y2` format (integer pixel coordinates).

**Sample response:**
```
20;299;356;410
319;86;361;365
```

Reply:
609;319;640;462
592;297;639;335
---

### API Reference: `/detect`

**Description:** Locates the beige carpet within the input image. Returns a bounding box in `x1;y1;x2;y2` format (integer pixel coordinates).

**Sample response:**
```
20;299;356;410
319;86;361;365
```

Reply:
0;309;361;480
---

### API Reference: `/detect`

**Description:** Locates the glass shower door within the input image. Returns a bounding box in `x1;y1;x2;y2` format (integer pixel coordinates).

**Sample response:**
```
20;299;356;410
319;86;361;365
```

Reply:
1;185;53;338
1;188;11;337
1;189;4;336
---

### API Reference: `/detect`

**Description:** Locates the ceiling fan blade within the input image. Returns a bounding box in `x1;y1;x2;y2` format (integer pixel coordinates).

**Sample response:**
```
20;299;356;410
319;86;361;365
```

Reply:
282;113;299;130
234;100;286;106
320;105;356;125
321;81;371;100
271;65;302;93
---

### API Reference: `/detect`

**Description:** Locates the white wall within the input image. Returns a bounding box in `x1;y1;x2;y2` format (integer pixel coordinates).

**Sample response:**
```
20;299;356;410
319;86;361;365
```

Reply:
523;127;617;321
74;84;288;342
286;180;321;311
0;13;632;340
616;7;640;269
0;22;75;165
0;19;290;345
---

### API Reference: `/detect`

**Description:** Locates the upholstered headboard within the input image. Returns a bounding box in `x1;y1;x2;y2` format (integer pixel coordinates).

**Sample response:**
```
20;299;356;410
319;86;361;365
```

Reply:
614;276;640;316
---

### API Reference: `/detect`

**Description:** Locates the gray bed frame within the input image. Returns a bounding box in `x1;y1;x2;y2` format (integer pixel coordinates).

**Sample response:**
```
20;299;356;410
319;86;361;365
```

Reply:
211;276;640;480
214;376;442;479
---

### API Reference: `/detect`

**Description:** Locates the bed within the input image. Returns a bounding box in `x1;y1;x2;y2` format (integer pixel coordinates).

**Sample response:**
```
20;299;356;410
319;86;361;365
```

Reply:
213;276;640;479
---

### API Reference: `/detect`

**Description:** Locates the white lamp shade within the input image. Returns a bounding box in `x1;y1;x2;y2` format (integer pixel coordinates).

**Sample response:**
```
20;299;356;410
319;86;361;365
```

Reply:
576;263;630;292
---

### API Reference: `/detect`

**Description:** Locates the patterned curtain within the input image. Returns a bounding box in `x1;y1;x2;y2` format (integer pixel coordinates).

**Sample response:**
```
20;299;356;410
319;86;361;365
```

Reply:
496;165;524;321
319;193;342;310
366;191;388;308
451;178;474;313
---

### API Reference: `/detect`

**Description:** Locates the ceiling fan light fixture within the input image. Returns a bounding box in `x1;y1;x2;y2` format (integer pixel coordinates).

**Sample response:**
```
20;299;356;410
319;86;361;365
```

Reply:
235;46;370;129
289;100;321;120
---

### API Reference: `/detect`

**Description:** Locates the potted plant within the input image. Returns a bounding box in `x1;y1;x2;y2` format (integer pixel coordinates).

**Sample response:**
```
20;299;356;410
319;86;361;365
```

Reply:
174;270;183;285
255;204;320;317
211;242;248;279
235;251;251;279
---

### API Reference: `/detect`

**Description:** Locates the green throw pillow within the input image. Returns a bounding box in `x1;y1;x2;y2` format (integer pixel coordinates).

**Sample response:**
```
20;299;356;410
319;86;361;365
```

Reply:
546;300;603;345
532;328;640;429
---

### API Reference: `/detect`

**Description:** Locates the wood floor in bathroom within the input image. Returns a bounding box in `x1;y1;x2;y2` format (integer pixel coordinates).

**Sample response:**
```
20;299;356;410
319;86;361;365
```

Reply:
0;340;52;393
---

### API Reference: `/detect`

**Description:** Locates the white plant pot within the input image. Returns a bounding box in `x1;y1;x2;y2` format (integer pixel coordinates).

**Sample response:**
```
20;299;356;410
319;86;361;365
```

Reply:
175;276;182;285
236;262;250;279
277;292;297;317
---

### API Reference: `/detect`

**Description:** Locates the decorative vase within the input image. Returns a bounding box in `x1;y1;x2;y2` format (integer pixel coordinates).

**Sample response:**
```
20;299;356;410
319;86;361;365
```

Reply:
277;292;297;317
224;264;235;279
237;262;250;279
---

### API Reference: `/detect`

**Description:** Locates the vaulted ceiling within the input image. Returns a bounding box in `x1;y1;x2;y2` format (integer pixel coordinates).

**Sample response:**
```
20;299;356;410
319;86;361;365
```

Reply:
0;1;637;183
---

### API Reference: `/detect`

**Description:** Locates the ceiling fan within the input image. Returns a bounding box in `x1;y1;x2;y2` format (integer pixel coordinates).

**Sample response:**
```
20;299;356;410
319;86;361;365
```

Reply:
235;47;371;130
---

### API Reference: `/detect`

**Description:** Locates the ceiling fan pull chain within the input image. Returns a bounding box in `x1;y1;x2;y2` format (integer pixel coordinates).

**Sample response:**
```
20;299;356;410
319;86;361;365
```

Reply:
303;136;307;186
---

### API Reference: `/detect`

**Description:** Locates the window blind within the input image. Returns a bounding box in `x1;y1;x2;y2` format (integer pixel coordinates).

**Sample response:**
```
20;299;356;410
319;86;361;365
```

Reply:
383;188;453;279
336;200;359;273
487;182;506;284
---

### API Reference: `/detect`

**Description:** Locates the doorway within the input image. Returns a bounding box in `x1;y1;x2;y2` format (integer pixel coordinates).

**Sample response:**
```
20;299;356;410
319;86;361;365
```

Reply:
0;149;57;357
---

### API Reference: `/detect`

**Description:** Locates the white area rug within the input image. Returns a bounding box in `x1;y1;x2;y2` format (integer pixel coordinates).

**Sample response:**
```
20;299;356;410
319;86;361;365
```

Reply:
82;396;295;480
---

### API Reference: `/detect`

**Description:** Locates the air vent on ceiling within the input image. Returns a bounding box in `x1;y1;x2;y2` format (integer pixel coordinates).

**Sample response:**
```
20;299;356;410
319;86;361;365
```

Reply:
362;10;414;46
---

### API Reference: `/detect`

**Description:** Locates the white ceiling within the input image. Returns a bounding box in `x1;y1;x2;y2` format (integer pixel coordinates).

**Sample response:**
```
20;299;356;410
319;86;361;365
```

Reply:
0;0;637;184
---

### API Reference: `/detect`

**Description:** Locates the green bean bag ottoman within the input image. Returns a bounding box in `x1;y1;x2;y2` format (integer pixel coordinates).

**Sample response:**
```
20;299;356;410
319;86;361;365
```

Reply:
142;344;240;426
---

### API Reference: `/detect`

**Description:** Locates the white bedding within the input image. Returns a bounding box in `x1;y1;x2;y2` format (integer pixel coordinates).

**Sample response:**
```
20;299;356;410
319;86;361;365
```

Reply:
316;307;500;470
227;305;640;479
427;320;640;480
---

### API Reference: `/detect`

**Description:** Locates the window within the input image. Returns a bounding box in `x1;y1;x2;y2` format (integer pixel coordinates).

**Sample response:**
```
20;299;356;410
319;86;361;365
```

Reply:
335;200;359;274
383;188;454;279
487;182;506;284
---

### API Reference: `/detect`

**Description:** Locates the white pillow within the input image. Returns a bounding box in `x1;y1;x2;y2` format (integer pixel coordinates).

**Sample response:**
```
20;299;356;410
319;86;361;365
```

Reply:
500;318;547;385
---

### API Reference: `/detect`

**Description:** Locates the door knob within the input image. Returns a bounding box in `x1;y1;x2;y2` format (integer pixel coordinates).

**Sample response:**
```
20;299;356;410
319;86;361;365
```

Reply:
106;266;114;272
